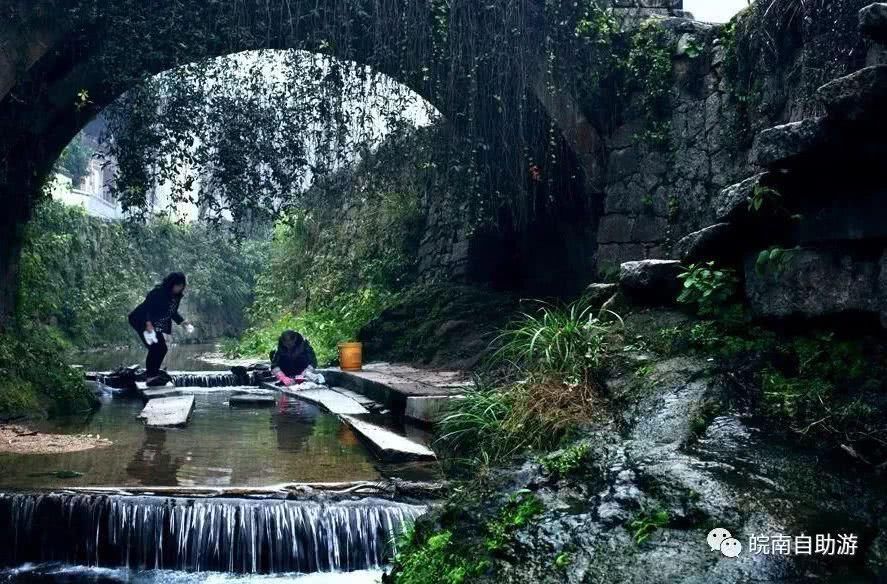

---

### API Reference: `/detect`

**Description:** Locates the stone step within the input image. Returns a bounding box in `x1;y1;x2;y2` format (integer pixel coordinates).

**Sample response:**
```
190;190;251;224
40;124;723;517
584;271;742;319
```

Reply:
137;396;195;427
713;173;767;222
750;117;830;168
818;65;887;123
339;415;437;462
619;259;682;304
672;223;733;263
861;3;887;42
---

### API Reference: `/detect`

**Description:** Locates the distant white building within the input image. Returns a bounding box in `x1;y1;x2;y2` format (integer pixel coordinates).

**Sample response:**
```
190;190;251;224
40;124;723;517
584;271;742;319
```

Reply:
51;116;123;220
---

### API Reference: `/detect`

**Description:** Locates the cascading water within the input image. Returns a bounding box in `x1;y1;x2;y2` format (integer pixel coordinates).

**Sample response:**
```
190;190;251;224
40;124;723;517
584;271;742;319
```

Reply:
0;493;425;574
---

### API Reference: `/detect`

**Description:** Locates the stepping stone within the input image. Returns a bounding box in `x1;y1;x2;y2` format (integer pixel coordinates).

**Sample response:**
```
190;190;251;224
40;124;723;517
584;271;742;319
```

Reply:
229;394;276;407
713;173;766;222
142;387;183;399
138;396;195;427
340;415;436;462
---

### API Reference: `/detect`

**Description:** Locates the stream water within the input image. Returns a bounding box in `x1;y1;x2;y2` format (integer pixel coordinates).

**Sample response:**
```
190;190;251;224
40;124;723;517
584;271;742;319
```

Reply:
0;344;436;581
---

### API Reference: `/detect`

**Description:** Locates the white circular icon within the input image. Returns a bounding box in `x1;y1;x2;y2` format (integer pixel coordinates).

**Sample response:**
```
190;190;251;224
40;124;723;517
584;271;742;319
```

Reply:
707;527;732;552
720;537;743;558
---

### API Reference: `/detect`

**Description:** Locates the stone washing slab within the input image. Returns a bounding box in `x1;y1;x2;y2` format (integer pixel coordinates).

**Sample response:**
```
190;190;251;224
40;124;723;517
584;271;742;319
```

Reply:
138;396;195;427
263;382;370;415
818;65;887;122
340;415;436;462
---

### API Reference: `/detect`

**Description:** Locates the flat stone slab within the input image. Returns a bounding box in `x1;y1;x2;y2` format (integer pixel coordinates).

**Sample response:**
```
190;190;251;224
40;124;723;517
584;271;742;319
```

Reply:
229;394;276;407
340;415;436;462
137;396;195;427
263;382;370;415
750;117;830;167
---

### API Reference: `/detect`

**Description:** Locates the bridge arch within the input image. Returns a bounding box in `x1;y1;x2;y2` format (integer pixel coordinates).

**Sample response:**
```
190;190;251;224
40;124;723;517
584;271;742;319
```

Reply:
0;0;611;318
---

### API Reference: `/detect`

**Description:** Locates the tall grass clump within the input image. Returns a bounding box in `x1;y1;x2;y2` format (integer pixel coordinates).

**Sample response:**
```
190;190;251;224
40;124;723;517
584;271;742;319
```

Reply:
438;297;621;466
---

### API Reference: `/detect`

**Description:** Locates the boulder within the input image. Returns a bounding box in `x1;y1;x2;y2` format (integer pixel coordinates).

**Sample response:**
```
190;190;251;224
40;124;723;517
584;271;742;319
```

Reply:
860;3;887;42
672;223;734;263
619;259;682;304
818;65;887;122
750;118;829;168
744;248;882;320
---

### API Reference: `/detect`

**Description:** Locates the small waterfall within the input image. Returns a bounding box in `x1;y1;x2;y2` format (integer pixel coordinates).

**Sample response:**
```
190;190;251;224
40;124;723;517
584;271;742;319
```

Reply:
0;494;424;574
169;372;243;387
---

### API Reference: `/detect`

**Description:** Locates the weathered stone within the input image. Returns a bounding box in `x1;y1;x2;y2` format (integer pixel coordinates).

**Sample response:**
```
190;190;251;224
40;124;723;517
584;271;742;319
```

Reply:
265;383;370;415
712;174;766;221
340;415;436;462
585;282;619;306
750;118;830;167
818;65;887;122
404;395;464;424
860;3;887;41
619;259;682;304
138;396;194;427
671;223;733;262
744;248;882;320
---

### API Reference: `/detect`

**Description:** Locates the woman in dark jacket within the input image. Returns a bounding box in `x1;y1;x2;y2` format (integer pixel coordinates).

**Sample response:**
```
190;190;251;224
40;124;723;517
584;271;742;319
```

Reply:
271;330;318;385
128;272;192;383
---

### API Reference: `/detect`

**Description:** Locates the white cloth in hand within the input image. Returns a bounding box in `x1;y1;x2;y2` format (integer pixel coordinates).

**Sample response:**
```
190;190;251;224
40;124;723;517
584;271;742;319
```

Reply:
143;330;158;345
185;323;195;334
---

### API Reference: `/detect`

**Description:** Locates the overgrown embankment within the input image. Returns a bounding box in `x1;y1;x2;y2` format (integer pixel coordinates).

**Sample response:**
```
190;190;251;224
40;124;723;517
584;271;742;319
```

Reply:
386;267;887;582
19;201;264;347
227;123;515;367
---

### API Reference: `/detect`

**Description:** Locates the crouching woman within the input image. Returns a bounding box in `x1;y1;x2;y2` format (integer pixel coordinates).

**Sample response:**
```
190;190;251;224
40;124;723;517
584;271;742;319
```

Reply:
271;330;318;386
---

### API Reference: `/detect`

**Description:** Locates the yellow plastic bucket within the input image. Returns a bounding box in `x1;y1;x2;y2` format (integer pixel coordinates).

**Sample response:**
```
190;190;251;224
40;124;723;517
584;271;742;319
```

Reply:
338;341;363;371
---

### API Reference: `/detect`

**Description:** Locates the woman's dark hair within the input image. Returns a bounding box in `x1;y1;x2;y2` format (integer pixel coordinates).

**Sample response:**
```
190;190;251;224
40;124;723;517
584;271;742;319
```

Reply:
159;272;187;296
278;330;304;349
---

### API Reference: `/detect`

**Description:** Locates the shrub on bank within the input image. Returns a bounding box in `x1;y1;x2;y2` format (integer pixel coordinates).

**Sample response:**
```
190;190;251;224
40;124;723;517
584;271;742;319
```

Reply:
438;296;620;466
0;324;95;419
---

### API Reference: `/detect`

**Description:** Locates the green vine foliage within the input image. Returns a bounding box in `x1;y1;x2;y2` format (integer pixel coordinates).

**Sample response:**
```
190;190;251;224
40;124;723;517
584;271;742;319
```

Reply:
7;0;685;240
18;200;264;348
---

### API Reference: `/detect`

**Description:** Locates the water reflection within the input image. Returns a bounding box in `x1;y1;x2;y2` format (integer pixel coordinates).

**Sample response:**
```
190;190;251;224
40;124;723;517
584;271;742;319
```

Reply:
125;429;183;486
0;390;384;489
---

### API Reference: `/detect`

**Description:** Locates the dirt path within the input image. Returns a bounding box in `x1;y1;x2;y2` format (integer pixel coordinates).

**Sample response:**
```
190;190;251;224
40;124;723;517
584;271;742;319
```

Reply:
0;424;112;454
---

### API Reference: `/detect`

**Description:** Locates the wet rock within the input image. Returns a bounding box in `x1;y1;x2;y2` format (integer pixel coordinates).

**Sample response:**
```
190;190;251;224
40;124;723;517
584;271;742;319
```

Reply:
744;248;882;320
860;3;887;42
672;223;734;262
619;260;682;304
750;118;830;168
